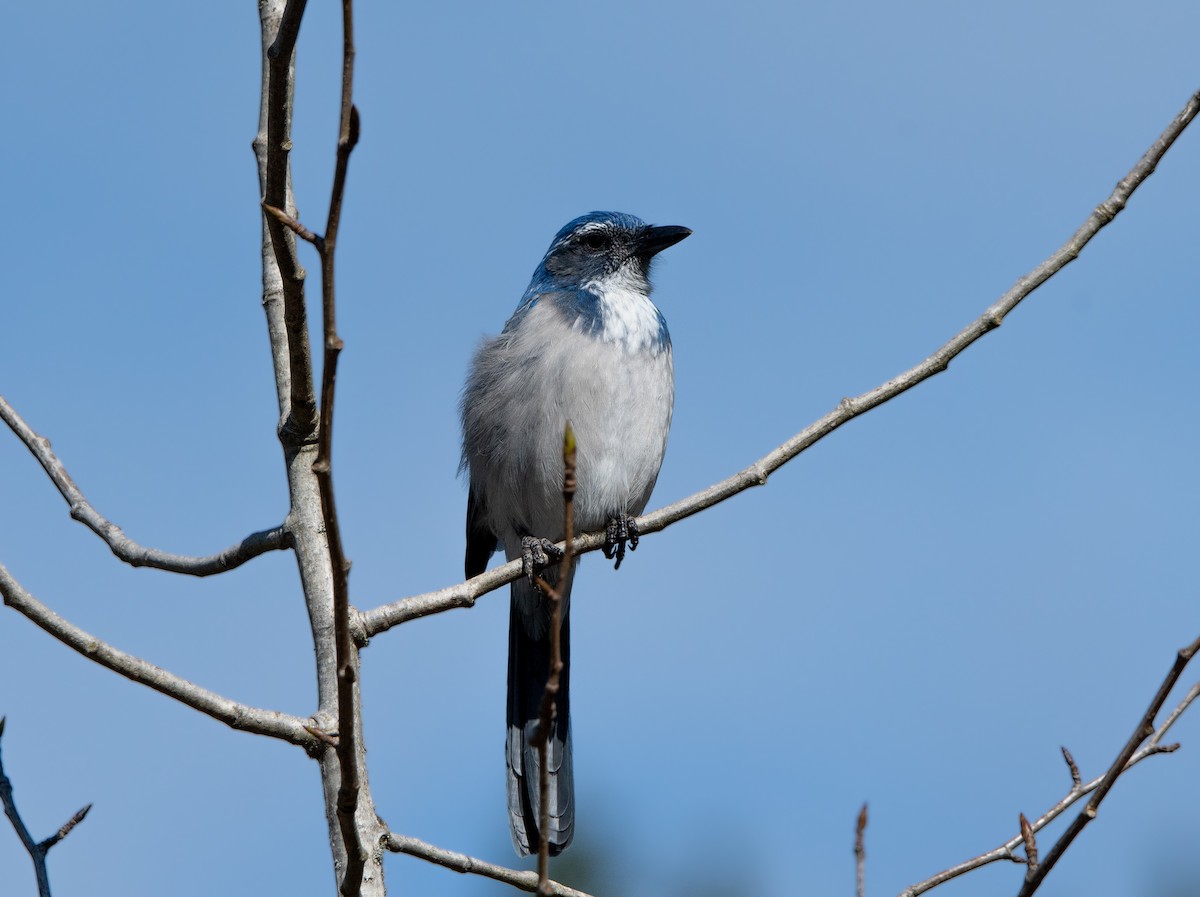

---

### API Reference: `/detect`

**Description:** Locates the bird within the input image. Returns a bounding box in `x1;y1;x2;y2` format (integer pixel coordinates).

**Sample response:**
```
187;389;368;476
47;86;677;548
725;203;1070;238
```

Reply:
460;211;691;857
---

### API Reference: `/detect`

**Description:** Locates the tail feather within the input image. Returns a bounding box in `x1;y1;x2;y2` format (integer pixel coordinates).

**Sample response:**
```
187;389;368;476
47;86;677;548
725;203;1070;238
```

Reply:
506;567;574;856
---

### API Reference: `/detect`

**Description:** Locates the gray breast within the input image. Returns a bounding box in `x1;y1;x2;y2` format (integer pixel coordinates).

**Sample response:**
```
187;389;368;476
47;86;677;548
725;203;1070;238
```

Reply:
462;301;674;544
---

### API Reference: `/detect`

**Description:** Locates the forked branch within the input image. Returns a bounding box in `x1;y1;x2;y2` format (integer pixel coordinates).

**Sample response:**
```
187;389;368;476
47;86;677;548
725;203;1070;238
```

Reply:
256;0;384;892
1014;635;1200;896
264;0;366;890
898;658;1200;896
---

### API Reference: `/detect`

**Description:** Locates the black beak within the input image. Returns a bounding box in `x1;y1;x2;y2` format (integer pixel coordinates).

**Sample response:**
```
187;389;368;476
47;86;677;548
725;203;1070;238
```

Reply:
637;224;692;258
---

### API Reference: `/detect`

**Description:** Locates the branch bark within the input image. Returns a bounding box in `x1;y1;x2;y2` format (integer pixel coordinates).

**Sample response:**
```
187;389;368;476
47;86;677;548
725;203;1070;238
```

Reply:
355;88;1200;642
305;1;365;892
383;833;594;897
0;394;288;576
260;0;317;442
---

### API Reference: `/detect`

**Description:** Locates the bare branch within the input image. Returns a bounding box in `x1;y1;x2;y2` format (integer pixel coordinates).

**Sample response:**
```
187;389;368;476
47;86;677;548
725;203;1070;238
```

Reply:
261;0;318;440
0;395;288;576
1016;635;1200;897
0;564;317;750
306;1;365;892
356;89;1200;641
255;2;386;891
1;718;90;897
898;668;1200;897
383;833;593;897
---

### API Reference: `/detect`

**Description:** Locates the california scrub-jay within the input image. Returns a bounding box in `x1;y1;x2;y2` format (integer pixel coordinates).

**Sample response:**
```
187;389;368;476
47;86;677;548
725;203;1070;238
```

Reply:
460;211;690;856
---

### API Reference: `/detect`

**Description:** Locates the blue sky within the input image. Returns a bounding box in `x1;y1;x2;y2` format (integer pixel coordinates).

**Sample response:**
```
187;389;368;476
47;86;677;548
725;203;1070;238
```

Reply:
2;2;1198;896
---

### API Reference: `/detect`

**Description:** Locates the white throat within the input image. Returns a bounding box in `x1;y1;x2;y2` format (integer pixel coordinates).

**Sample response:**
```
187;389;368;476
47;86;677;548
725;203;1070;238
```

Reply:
583;266;666;355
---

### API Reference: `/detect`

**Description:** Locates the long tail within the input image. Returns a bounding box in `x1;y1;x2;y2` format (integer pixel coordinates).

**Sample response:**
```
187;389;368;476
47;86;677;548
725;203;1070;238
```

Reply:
506;564;574;856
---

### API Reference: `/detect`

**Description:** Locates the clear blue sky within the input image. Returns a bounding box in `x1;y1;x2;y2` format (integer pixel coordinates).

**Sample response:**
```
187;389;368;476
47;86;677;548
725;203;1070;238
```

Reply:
2;3;1198;896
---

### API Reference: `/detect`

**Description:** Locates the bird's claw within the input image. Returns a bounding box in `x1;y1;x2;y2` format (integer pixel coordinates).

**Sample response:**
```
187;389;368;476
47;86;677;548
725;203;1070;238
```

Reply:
603;513;639;570
520;536;565;588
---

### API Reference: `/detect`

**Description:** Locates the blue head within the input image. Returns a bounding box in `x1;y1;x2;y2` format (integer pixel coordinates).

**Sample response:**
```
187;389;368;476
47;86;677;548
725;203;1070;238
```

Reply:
508;212;691;351
526;211;691;297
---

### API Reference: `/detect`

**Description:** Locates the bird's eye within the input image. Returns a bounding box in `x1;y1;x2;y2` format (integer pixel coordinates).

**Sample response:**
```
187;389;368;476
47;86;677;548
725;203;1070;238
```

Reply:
579;231;612;252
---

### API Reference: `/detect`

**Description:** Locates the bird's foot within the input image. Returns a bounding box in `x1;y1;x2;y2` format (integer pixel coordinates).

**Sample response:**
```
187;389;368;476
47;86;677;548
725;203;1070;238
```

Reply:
520;536;565;588
603;513;640;570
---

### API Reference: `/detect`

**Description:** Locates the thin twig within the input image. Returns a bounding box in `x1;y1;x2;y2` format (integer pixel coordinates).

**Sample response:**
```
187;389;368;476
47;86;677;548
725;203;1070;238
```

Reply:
383;833;593;897
0;718;91;897
1151;682;1200;737
38;804;92;853
530;425;576;893
304;724;341;748
1015;635;1200;897
898;671;1200;897
263;202;320;246
355;88;1200;642
0;395;289;576
0;564;318;750
856;803;868;897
